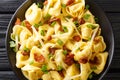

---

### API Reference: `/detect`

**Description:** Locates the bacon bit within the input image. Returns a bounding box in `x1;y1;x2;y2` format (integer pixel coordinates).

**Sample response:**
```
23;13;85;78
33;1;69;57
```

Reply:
49;47;58;54
18;43;21;49
94;37;100;44
24;20;32;32
59;26;63;31
48;17;61;24
89;56;100;65
58;71;64;77
72;17;78;21
34;53;45;63
73;35;81;42
63;45;67;50
44;0;48;5
66;0;75;6
47;36;52;41
64;53;74;66
15;18;21;25
79;18;85;24
79;57;88;64
63;45;71;53
21;51;29;56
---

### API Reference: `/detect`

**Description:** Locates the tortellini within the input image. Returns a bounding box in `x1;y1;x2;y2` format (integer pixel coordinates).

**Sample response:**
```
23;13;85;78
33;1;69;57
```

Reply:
10;0;108;80
81;22;99;40
25;3;42;25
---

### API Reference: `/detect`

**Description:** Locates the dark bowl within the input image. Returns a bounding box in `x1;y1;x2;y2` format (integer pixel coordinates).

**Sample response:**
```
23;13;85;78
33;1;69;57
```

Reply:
6;0;114;80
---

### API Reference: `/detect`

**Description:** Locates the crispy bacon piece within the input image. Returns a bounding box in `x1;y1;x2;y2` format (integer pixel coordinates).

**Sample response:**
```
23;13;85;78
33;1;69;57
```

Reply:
72;17;78;21
44;0;48;5
47;36;52;41
66;0;75;6
18;43;21;49
24;20;32;32
58;71;64;77
73;35;81;42
59;26;63;32
49;47;58;54
79;57;88;64
79;18;85;24
89;56;100;65
64;53;74;66
94;37;100;44
21;51;29;56
34;53;45;63
63;45;71;53
15;18;21;25
48;17;61;24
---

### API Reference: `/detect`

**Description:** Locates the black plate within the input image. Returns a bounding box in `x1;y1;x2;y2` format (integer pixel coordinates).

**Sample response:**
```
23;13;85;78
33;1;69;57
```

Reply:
6;0;114;80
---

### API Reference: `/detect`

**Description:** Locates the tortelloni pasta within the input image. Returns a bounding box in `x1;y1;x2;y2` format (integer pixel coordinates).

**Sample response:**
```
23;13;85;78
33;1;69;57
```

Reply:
10;0;108;80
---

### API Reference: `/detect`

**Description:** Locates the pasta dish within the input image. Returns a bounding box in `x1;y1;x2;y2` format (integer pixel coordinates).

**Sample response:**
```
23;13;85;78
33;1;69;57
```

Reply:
10;0;108;80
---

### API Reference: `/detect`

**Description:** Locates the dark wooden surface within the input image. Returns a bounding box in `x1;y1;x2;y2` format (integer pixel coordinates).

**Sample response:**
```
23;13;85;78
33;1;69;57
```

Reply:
0;0;120;80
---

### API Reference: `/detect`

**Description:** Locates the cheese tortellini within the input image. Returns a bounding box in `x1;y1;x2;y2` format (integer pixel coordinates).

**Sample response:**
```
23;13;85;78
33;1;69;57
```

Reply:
10;0;108;80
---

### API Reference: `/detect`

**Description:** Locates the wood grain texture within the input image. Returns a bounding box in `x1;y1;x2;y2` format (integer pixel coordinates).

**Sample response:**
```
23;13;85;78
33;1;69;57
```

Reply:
0;0;120;80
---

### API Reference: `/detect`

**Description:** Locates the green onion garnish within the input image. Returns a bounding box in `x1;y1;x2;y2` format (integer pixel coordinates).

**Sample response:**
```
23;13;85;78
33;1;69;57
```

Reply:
57;39;63;45
41;64;48;74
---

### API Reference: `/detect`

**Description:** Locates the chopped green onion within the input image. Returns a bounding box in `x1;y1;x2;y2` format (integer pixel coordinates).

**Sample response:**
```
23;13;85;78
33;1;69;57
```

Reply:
63;26;68;32
39;22;43;26
85;4;90;10
37;2;43;8
63;50;68;55
60;31;64;34
48;53;53;59
83;14;91;20
44;13;51;21
87;24;97;29
66;15;72;19
61;4;66;8
9;41;16;48
57;65;63;71
38;43;42;48
57;39;63;45
29;60;34;65
40;30;45;36
41;64;48;74
34;24;40;28
21;21;25;26
34;22;43;28
94;17;99;23
23;47;30;53
73;20;79;27
91;66;97;70
51;21;56;27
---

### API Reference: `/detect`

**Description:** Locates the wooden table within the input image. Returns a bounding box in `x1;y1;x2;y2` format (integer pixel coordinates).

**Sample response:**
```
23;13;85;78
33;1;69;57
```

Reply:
0;0;120;80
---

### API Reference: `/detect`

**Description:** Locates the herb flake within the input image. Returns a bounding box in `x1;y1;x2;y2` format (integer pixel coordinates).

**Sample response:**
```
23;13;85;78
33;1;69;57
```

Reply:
63;26;68;32
83;14;91;20
85;4;90;10
61;4;66;8
63;50;68;55
41;64;48;74
51;21;56;27
40;30;45;36
57;39;63;45
57;65;63;71
87;24;97;29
